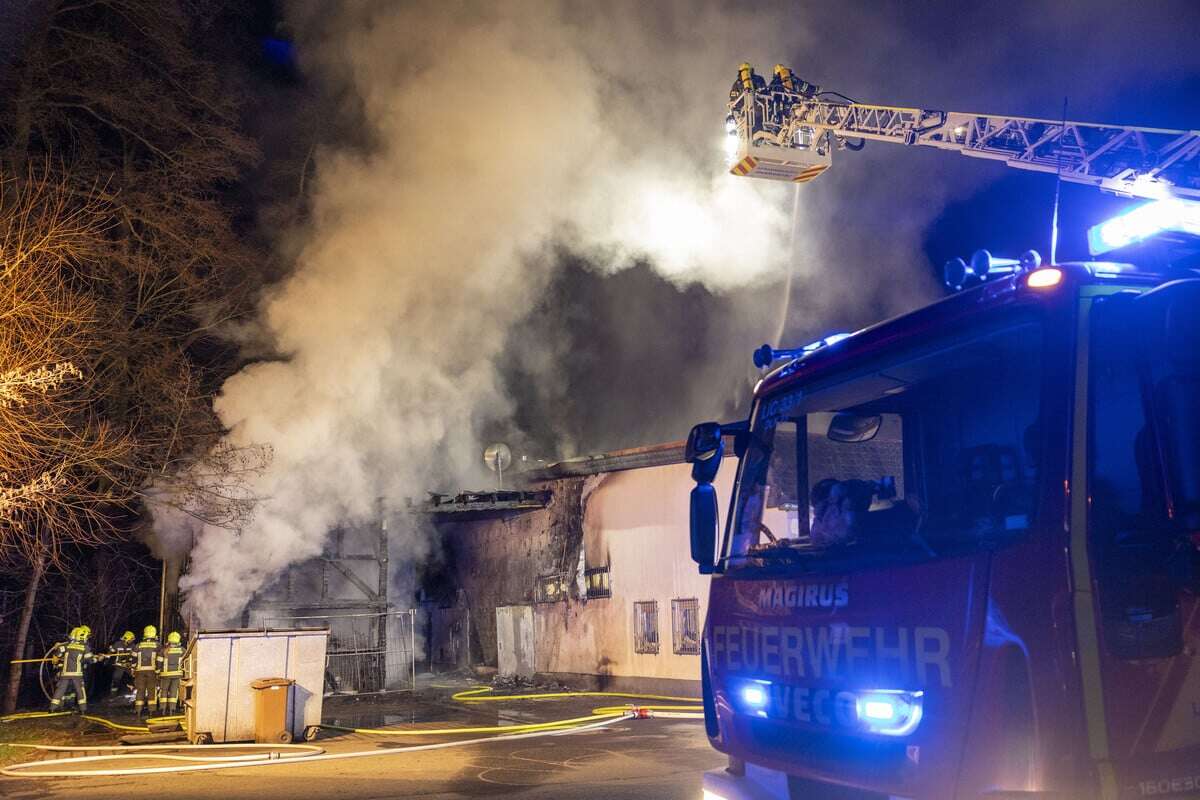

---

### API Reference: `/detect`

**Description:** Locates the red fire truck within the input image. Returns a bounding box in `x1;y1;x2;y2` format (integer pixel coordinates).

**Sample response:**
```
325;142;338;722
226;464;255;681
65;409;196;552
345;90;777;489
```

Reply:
687;64;1200;800
687;264;1200;799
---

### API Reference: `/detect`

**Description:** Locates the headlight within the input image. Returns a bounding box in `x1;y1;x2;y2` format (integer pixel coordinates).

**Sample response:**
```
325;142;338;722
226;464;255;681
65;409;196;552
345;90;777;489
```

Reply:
855;690;924;736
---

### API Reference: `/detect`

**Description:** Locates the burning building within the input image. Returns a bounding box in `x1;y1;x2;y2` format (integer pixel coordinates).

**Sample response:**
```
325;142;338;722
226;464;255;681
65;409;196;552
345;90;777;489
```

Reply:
423;442;735;695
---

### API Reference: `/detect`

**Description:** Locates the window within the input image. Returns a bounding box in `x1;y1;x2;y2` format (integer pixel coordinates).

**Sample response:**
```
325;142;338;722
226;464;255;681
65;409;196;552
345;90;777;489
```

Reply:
633;601;659;654
535;573;568;603
1088;288;1199;660
672;598;701;655
727;319;1044;570
584;566;611;599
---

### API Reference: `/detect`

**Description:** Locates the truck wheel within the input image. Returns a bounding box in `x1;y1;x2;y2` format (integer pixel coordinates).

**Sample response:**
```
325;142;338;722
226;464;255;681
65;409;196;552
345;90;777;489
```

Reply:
276;730;293;744
193;732;212;745
303;725;320;742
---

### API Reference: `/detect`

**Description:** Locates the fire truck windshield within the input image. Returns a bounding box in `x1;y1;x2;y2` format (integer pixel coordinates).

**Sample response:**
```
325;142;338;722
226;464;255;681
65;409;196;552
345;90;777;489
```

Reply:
725;319;1045;571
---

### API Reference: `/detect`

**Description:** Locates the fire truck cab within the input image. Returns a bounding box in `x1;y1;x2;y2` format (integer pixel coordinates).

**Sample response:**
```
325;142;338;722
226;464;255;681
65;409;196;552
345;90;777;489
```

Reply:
687;264;1200;799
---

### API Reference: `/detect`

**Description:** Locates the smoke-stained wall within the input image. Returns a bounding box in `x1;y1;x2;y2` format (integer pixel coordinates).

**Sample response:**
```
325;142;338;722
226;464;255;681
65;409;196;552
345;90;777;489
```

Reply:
433;458;734;688
435;477;590;666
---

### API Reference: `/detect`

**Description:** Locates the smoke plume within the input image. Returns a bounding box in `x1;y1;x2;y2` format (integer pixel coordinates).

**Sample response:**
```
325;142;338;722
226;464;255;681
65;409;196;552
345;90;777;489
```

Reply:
173;0;1200;624
174;0;802;623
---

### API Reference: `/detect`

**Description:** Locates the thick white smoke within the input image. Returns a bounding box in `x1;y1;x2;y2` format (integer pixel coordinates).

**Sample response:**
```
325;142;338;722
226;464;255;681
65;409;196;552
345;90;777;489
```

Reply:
174;1;801;624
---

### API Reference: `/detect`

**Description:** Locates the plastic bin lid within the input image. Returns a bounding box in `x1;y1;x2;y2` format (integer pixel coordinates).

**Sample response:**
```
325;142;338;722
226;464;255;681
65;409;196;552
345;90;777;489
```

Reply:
250;677;295;690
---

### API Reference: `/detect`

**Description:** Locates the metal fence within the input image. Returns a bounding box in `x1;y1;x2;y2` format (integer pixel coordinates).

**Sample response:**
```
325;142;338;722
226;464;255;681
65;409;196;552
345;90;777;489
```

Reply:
265;609;416;694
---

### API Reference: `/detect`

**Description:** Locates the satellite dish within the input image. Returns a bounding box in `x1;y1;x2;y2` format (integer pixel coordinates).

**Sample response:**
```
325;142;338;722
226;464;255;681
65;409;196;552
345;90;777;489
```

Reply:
484;443;512;490
484;443;512;472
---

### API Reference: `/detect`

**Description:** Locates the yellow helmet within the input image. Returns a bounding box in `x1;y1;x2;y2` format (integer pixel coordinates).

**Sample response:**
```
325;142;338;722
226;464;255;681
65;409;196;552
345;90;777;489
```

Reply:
79;625;91;639
143;625;157;639
167;631;182;645
121;630;135;642
69;627;82;641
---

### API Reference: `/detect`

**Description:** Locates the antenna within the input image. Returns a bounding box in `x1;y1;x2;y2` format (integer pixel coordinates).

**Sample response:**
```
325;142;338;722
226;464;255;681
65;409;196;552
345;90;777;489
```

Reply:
483;443;512;490
1050;96;1068;264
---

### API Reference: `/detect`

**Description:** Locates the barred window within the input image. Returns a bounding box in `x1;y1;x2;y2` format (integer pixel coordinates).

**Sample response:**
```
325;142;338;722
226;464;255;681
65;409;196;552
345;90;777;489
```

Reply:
535;573;569;603
633;601;659;654
672;598;701;655
584;566;611;599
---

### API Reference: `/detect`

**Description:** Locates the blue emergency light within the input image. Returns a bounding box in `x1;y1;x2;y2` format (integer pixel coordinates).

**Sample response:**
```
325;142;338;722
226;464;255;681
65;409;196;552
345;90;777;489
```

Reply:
855;690;924;737
1088;198;1200;255
741;685;767;707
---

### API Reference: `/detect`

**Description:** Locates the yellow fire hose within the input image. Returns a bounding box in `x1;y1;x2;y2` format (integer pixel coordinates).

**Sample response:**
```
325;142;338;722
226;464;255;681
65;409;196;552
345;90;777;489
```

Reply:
321;686;703;735
1;685;703;778
1;716;627;778
1;710;186;734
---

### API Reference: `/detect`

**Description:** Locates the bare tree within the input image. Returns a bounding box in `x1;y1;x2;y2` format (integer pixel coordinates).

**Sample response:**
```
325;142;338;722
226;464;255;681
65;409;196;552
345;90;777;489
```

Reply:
0;171;135;713
0;1;269;710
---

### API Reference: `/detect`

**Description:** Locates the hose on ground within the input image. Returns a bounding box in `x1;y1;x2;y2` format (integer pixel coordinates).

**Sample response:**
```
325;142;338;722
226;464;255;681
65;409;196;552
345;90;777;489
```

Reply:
1;710;185;734
325;686;703;735
1;685;703;777
1;715;626;778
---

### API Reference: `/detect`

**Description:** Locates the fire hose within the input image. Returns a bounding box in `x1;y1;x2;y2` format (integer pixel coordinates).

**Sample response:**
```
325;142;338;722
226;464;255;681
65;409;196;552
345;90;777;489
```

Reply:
1;710;185;734
1;715;627;777
1;686;703;778
318;687;704;736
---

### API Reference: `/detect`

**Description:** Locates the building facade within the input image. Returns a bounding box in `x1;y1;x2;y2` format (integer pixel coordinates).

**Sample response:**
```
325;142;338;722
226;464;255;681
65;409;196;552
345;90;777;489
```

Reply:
431;444;734;693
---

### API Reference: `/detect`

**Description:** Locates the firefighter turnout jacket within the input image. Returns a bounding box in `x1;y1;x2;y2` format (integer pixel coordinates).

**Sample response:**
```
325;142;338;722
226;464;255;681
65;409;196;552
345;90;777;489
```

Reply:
51;640;93;677
158;643;183;677
135;639;158;673
109;638;134;669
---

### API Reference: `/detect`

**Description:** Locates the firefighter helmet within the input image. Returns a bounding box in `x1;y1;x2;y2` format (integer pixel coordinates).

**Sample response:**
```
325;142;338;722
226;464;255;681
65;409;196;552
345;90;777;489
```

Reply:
143;625;157;639
121;631;135;642
78;625;91;639
69;627;82;641
167;631;181;645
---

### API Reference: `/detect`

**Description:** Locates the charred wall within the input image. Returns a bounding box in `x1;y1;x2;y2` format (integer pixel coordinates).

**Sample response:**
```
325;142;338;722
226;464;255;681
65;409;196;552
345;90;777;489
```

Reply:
435;477;586;666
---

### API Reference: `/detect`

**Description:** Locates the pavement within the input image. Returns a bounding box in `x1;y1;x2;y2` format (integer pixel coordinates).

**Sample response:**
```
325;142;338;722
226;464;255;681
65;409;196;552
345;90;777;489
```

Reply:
1;677;723;799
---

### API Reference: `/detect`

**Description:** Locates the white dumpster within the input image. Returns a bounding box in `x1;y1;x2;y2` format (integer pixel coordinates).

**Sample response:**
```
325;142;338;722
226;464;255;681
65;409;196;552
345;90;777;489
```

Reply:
183;627;328;744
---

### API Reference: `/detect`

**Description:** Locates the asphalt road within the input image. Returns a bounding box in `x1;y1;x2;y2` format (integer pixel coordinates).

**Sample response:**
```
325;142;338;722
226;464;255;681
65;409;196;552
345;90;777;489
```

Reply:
3;687;723;800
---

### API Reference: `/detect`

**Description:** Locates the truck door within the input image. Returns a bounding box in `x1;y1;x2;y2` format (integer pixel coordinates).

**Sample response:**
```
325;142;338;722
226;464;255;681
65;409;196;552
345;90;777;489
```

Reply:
1084;281;1200;798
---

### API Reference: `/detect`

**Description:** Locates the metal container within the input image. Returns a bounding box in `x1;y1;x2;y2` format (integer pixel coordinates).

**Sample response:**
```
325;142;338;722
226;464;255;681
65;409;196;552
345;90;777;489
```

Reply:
183;628;328;744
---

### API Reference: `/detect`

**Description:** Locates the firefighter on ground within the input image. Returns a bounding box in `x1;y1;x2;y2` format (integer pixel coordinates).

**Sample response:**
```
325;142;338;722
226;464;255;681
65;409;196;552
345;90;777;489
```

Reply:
157;632;184;716
133;625;159;717
108;630;136;697
49;627;95;713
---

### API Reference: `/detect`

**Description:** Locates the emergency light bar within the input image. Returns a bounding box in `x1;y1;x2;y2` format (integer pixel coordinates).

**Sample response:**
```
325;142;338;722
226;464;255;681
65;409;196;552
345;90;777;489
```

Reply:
1087;198;1200;255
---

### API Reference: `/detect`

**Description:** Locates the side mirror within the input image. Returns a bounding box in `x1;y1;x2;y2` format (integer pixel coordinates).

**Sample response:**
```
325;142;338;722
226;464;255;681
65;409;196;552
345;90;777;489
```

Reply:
690;483;718;574
686;422;726;574
828;412;882;443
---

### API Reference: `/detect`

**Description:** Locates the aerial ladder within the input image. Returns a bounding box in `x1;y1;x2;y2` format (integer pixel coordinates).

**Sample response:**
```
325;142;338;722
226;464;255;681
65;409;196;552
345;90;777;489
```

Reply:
726;63;1200;201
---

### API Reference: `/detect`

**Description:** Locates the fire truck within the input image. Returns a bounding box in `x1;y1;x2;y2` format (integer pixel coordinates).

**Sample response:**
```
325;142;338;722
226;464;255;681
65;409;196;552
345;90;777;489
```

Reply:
687;65;1200;799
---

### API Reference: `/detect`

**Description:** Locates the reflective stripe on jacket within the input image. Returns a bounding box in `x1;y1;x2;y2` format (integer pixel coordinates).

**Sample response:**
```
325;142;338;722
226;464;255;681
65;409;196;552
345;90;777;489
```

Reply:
135;640;158;672
158;645;184;677
58;642;92;677
109;641;134;669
